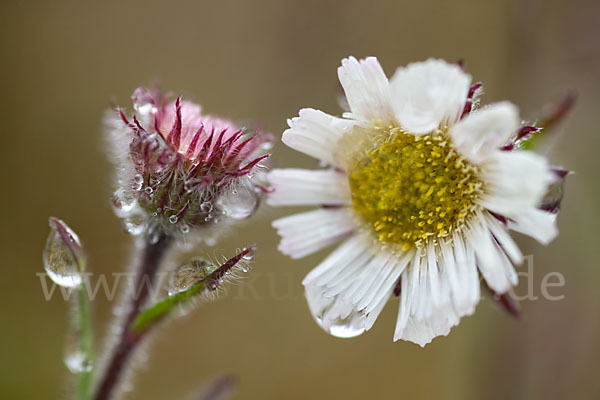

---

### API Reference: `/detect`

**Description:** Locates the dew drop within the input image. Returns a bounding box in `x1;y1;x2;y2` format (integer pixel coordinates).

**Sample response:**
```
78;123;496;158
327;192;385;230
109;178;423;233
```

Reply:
200;201;213;213
144;186;153;195
184;179;199;193
133;174;144;191
169;258;216;296
328;320;366;338
112;189;137;215
217;182;258;220
121;214;146;236
261;141;274;151
168;215;178;224
64;331;92;375
206;280;219;291
134;103;158;116
242;246;256;261
312;306;365;339
43;220;83;288
181;225;190;234
148;229;161;244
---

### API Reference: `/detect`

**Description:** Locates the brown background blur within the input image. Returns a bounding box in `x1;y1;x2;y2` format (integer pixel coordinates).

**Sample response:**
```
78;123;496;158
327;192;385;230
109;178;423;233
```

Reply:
1;0;599;399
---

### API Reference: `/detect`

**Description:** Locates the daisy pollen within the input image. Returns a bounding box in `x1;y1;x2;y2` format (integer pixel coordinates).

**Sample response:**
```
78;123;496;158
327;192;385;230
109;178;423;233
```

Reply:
268;57;565;346
350;128;482;249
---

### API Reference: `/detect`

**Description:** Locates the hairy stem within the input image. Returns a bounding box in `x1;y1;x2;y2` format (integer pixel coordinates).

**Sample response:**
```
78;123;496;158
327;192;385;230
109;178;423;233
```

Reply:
93;233;171;400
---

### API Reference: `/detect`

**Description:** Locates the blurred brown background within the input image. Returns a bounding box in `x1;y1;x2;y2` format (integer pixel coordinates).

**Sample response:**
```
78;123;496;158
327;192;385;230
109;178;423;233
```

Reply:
1;0;599;399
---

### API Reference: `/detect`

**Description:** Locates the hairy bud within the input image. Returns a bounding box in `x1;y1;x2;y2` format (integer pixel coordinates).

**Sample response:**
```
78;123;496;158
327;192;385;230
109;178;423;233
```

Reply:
106;87;273;240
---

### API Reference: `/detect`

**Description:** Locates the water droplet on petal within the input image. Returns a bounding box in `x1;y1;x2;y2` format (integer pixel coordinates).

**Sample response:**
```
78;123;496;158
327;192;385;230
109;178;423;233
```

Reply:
307;286;366;339
43;218;84;288
169;258;216;296
327;319;366;338
314;307;365;338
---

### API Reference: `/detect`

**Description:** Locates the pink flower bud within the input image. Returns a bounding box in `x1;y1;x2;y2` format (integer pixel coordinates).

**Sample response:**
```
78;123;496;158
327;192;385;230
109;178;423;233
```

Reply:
106;87;272;239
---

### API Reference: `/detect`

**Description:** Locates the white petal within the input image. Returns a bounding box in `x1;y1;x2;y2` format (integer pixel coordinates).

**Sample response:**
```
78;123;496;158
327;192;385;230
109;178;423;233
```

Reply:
272;208;355;259
440;238;480;316
337;56;394;125
483;213;524;264
328;251;394;297
508;207;558;245
397;303;459;347
390;59;471;134
453;232;481;308
427;243;442;307
393;243;478;347
282;108;354;166
359;251;412;313
467;218;517;294
479;150;553;216
266;168;351;206
304;240;405;337
302;235;369;286
365;290;390;330
450;102;519;163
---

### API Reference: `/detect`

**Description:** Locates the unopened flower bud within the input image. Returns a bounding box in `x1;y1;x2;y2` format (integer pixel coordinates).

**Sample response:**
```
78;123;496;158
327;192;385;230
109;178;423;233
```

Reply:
106;87;272;239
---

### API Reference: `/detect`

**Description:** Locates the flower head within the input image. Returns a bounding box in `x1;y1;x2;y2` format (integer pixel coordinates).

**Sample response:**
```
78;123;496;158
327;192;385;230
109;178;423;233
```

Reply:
106;87;272;241
268;57;565;346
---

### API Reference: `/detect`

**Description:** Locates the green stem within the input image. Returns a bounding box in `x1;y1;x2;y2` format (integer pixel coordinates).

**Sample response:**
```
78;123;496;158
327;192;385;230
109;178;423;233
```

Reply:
76;273;94;400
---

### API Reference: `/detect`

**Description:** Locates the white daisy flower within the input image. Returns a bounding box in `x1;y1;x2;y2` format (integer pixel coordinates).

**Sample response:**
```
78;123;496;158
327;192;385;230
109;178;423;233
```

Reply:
268;57;563;346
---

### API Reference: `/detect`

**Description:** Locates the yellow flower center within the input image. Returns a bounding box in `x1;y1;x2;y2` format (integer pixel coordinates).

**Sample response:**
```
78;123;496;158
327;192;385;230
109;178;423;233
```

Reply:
349;128;482;250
